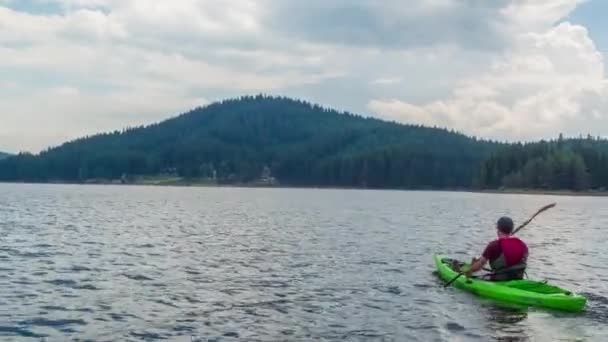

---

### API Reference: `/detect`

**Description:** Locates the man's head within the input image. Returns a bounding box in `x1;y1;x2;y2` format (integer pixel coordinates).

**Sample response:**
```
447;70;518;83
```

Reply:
496;216;514;235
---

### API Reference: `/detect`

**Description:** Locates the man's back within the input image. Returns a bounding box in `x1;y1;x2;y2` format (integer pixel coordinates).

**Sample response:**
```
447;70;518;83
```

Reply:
482;236;528;280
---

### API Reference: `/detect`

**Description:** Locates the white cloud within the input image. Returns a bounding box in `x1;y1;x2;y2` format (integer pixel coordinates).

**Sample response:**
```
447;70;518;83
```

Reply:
501;0;584;32
265;0;512;50
368;19;608;141
0;83;208;151
0;0;606;152
0;3;342;152
371;78;402;86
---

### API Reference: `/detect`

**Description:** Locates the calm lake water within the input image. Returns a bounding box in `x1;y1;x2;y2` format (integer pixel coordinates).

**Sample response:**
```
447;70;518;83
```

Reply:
0;184;606;341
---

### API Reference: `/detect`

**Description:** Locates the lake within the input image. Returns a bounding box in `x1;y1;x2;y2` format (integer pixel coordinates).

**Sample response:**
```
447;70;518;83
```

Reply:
0;184;606;341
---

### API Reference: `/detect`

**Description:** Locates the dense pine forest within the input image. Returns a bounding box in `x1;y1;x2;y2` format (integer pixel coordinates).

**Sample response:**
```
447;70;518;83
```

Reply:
0;95;606;191
0;96;498;188
475;136;608;191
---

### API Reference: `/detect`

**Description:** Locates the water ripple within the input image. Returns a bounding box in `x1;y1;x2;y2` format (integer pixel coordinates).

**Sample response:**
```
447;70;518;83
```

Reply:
0;184;606;340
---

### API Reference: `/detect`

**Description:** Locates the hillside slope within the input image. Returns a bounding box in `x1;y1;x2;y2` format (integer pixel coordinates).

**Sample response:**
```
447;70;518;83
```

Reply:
0;95;499;188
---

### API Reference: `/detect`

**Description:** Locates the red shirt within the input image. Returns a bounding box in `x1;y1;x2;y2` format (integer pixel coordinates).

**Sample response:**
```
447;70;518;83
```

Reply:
482;236;528;269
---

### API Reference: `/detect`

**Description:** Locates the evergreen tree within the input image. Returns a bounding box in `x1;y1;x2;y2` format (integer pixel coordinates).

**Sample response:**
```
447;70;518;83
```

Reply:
0;96;499;189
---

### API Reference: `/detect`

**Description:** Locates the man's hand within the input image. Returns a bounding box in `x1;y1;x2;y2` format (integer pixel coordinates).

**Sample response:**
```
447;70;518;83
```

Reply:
465;256;488;277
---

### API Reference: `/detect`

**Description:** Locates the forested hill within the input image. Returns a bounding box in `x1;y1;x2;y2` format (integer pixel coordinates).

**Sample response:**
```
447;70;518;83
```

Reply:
0;95;499;188
476;136;608;191
3;96;606;190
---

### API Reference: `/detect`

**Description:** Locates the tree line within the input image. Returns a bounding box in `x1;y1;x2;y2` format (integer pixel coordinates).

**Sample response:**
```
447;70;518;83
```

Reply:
0;96;606;191
476;135;608;190
0;96;497;188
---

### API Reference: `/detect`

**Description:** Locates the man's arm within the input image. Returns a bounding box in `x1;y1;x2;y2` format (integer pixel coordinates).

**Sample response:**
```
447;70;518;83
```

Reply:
466;240;499;277
465;256;488;277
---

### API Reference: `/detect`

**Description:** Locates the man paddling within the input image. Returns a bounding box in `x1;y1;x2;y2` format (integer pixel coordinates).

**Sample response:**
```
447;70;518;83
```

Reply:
465;217;528;281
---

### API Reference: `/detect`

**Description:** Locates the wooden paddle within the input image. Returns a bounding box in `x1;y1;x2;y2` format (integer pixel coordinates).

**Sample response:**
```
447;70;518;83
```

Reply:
444;203;556;288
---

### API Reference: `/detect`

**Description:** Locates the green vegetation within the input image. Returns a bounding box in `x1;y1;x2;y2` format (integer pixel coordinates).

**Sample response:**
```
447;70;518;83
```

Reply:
0;96;606;191
0;95;498;188
476;134;608;191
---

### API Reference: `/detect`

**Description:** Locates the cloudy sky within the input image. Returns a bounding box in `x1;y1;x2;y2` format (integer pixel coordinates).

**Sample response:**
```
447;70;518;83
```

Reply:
1;0;607;152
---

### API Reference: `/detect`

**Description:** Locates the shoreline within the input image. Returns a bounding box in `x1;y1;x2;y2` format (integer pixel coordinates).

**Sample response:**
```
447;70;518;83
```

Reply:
471;188;608;197
1;180;608;197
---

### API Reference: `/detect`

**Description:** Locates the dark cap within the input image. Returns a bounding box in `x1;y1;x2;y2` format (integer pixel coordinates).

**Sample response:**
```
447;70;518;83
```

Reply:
497;216;514;234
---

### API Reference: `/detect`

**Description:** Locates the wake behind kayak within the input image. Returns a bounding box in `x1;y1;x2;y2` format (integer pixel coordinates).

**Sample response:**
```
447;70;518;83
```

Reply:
434;254;586;312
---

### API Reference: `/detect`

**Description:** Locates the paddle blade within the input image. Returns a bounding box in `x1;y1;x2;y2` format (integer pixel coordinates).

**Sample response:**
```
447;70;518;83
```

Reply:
512;202;556;235
537;203;556;214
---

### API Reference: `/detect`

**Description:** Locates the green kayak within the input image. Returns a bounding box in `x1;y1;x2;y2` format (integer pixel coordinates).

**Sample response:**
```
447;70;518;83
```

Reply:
434;254;586;312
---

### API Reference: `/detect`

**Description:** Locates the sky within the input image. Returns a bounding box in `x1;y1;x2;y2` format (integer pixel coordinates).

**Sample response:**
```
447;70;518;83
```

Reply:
1;0;608;153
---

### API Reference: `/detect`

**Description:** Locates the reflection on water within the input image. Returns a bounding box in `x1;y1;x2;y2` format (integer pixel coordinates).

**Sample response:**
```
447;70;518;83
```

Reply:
485;304;529;341
0;184;606;340
581;292;608;324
